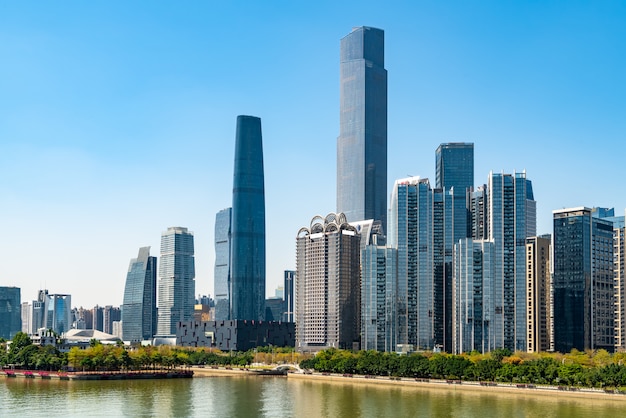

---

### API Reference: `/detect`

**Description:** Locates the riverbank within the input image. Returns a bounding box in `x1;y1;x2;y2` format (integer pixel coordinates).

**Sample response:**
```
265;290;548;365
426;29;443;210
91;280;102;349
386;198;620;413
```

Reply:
190;366;626;402
0;369;193;381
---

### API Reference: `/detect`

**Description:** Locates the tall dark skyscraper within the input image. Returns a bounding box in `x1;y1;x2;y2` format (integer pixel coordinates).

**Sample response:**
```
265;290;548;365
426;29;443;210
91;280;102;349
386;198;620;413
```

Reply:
0;286;21;340
337;26;387;229
230;115;266;321
121;247;157;341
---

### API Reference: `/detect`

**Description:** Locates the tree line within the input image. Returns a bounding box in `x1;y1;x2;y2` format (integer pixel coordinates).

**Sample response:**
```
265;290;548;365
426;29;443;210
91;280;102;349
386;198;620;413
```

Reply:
299;348;626;389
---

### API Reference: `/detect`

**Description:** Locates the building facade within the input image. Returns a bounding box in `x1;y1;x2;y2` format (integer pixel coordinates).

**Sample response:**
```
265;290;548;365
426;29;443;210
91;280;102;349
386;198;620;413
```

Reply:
46;294;72;335
337;26;387;229
388;177;435;351
553;207;615;352
157;226;196;336
230;115;266;321
295;213;361;351
453;239;496;354
121;246;157;341
615;213;626;351
214;207;232;321
283;270;295;323
0;286;21;340
361;245;397;352
525;235;551;352
487;171;536;351
435;142;474;243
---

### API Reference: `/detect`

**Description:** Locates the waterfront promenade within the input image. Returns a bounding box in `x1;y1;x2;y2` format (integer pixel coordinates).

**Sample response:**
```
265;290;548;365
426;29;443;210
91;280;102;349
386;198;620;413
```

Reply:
190;365;626;402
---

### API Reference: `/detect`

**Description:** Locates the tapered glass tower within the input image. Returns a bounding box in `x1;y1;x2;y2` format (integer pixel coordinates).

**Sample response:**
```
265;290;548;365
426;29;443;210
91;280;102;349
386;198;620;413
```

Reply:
121;247;157;341
231;115;266;321
337;26;387;229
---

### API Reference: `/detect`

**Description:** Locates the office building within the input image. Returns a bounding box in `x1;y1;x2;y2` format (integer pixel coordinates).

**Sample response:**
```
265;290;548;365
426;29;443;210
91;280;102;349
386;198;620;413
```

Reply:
157;226;196;336
283;270;295;322
265;298;284;322
231;115;266;321
121;247;157;341
487;171;536;351
553;207;615;352
467;185;488;240
337;26;387;229
46;294;72;335
436;143;474;242
295;213;361;351
525;235;551;352
0;286;21;340
214;207;232;321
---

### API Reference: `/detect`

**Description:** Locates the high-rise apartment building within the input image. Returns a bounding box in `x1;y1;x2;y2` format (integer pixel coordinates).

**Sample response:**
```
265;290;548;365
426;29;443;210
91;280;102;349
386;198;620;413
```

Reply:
214;207;232;321
122;247;157;341
157;226;195;337
487;171;536;351
0;286;21;339
92;305;104;332
453;238;496;354
361;245;397;352
388;177;435;350
337;26;387;229
553;207;615;352
295;213;361;351
525;235;551;352
230;115;266;321
103;305;121;335
614;212;626;352
467;185;488;240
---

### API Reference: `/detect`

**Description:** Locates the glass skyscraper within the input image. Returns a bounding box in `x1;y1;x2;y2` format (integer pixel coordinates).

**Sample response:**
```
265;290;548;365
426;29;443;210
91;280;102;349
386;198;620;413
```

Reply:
214;207;232;321
230;115;266;321
0;286;21;340
487;171;536;351
388;177;434;350
435;143;474;243
121;247;157;341
157;227;195;337
553;207;615;352
337;26;387;229
45;294;72;335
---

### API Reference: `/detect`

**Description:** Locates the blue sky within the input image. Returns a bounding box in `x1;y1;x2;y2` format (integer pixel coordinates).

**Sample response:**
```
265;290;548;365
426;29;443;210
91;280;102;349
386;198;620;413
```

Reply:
1;2;625;308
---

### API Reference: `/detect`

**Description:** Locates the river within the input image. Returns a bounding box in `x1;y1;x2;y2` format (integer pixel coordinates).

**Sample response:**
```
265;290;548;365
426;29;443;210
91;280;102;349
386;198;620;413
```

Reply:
1;375;624;417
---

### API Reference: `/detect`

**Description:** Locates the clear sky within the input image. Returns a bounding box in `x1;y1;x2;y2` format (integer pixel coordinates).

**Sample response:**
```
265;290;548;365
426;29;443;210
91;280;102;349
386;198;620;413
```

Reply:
1;2;625;308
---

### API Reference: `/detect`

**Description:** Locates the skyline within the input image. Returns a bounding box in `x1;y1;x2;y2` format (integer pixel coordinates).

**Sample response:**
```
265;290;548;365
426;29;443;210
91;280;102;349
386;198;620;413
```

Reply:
1;2;626;307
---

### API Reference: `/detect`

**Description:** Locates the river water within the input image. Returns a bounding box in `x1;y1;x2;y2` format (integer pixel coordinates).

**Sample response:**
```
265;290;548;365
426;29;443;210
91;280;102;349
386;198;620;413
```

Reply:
1;375;624;417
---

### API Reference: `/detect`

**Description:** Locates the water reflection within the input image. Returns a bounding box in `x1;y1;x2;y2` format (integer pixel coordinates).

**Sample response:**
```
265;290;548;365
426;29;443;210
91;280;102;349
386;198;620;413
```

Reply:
2;376;625;417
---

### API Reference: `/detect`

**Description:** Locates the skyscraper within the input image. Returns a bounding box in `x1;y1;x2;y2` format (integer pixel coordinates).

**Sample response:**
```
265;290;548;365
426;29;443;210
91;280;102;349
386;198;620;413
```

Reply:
214;207;232;321
337;26;387;229
121;247;157;341
553;207;615;352
230;115;266;321
45;294;72;335
388;177;434;350
487;171;536;351
157;226;195;337
614;212;626;352
0;286;21;340
436;143;474;242
296;213;361;351
525;235;551;352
